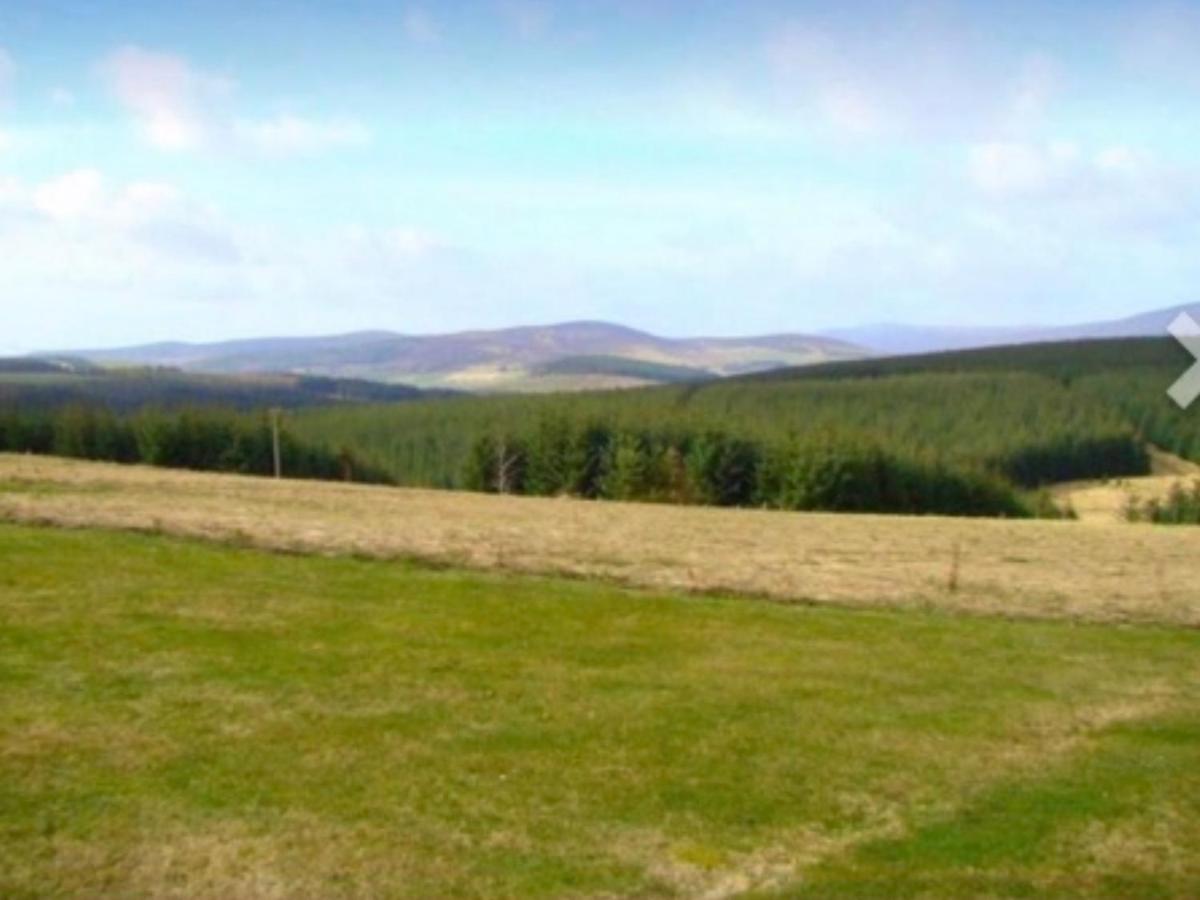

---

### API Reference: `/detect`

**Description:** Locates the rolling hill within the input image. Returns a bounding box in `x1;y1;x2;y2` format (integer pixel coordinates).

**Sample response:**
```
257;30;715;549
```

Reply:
48;321;867;391
823;302;1200;355
42;302;1200;390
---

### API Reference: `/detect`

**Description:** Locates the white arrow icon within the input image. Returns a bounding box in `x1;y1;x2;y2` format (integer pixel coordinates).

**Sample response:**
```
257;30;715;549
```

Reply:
1168;312;1200;409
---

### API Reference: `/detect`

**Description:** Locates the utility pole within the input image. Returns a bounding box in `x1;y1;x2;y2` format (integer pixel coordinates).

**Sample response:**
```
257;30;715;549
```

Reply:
270;407;282;479
495;437;509;494
495;437;518;494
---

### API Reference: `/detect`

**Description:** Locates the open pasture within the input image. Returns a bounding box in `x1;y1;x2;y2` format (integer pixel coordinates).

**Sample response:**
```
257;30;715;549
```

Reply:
1;523;1198;897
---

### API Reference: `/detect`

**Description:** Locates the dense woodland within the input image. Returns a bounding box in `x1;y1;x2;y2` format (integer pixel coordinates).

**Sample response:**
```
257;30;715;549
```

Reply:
0;406;392;485
460;419;1029;516
292;352;1161;514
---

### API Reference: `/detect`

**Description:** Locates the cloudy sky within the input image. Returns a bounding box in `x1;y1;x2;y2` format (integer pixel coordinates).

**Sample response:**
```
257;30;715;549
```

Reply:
2;0;1199;351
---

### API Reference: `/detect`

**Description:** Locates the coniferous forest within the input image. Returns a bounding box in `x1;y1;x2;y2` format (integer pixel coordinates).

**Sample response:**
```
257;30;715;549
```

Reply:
289;338;1190;516
0;406;392;485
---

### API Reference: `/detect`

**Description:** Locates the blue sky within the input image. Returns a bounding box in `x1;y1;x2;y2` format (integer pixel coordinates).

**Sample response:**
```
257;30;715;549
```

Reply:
1;0;1199;350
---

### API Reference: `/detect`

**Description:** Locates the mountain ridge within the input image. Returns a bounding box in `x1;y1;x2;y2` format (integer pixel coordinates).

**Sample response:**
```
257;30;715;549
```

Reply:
36;303;1199;392
822;302;1200;355
49;320;865;390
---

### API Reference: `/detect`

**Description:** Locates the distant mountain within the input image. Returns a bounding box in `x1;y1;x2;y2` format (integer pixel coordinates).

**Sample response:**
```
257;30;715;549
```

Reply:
52;321;867;391
45;304;1195;392
823;303;1200;356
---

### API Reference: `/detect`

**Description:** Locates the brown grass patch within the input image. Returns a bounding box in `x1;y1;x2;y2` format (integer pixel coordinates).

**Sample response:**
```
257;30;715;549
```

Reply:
1053;447;1200;523
2;454;1199;626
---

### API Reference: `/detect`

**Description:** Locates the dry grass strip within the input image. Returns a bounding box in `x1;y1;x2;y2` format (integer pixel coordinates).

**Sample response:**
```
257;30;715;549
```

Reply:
2;454;1199;626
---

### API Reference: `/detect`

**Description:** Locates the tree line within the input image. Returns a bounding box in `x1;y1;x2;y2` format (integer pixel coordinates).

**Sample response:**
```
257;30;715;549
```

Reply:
463;416;1032;517
0;406;392;485
293;369;1152;494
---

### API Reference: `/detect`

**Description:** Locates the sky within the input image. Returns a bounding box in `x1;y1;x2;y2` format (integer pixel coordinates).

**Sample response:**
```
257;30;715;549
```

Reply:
1;0;1199;351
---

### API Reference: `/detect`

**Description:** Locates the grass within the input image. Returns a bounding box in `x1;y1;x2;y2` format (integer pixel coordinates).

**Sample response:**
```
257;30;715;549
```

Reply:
1049;448;1200;524
2;523;1199;897
2;454;1200;627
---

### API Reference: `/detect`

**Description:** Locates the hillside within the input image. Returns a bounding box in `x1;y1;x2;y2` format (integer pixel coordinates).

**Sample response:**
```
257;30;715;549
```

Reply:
49;321;866;391
824;302;1200;355
738;335;1193;383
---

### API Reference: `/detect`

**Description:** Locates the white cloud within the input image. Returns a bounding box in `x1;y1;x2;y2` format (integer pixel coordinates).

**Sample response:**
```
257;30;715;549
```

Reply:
99;45;370;156
234;115;370;155
99;45;231;151
966;140;1200;245
967;141;1160;198
765;15;1063;140
388;227;442;257
403;7;440;44
0;167;471;348
1094;146;1146;174
766;24;887;137
968;142;1066;194
112;181;184;223
497;1;551;40
50;87;76;107
1005;54;1063;131
15;168;237;265
32;169;106;220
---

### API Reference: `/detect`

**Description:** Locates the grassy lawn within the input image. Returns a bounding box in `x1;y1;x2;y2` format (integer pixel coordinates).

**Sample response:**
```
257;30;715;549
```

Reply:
1;523;1197;897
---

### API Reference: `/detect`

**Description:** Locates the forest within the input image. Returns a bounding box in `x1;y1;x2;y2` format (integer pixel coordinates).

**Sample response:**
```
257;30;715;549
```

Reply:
459;418;1031;516
286;337;1199;515
0;406;392;485
290;339;1174;513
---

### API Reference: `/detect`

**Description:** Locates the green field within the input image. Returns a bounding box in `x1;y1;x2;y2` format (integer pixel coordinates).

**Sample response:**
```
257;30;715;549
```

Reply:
2;523;1197;897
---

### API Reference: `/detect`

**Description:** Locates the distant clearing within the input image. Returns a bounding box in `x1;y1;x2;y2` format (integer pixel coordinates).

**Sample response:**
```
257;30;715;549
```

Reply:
2;455;1198;626
1053;448;1200;523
